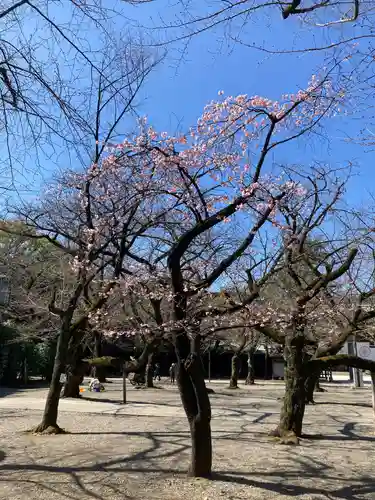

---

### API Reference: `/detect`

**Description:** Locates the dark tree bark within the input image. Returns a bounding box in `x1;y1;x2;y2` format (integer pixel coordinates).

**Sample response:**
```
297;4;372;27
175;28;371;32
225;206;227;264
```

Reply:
271;330;306;444
145;352;154;388
91;332;106;382
62;372;82;398
304;371;319;404
62;333;85;398
175;332;212;478
229;334;246;389
245;348;255;385
309;354;375;372
32;320;71;434
229;353;241;388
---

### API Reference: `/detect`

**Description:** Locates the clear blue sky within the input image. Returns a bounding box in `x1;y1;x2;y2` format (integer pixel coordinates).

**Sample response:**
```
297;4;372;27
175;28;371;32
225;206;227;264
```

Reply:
7;0;374;210
128;0;373;209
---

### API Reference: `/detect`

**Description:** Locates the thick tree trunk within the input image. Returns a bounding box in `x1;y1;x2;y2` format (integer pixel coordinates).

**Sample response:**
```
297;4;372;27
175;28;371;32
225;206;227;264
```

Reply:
175;332;212;478
271;333;306;444
32;322;71;434
62;372;82;398
145;353;154;388
245;349;255;385
91;332;106;383
189;408;212;477
229;353;240;388
305;371;319;404
62;337;84;398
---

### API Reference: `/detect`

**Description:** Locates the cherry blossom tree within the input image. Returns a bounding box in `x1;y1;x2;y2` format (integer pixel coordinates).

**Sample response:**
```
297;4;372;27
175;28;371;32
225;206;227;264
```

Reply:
242;166;375;443
94;73;344;477
0;47;160;431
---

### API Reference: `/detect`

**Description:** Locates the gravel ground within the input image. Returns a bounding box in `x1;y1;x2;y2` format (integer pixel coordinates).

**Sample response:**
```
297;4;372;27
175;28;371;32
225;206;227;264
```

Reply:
0;379;374;500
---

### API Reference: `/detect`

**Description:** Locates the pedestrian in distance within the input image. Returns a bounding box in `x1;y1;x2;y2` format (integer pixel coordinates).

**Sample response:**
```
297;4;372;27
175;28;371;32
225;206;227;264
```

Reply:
169;362;176;384
154;362;161;381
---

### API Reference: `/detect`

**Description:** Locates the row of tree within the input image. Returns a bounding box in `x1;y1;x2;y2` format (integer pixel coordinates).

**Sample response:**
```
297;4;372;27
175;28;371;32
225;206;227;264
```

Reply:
1;0;375;483
2;81;375;477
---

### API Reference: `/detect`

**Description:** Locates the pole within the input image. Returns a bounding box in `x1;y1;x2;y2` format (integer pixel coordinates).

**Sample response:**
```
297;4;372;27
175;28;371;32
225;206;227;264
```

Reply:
122;364;127;404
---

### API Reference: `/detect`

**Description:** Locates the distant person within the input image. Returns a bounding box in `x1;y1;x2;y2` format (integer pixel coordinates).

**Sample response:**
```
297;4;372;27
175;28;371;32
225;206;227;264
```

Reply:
169;362;177;384
154;363;161;381
89;378;104;392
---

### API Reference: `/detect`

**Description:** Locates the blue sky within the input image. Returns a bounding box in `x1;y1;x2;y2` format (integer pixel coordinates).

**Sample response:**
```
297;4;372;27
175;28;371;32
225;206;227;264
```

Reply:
127;0;373;208
5;0;374;211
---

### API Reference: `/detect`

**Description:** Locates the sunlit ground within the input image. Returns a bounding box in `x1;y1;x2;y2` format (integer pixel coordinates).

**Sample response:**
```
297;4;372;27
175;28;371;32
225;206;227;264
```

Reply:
0;378;374;500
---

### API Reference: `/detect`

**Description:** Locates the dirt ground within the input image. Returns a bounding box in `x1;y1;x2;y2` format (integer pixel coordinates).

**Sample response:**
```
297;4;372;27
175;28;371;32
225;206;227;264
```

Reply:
0;378;374;500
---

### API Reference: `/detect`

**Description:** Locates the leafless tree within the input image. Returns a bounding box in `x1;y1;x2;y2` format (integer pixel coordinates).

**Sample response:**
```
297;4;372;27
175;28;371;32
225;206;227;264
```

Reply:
0;1;159;191
141;0;373;55
237;165;375;443
0;45;162;431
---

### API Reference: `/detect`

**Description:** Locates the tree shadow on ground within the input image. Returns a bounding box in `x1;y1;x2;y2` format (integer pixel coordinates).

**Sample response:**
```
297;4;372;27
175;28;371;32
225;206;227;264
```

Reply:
79;396;183;408
302;421;375;442
316;401;371;409
2;417;375;500
1;458;374;500
0;381;48;397
212;471;375;499
79;396;122;404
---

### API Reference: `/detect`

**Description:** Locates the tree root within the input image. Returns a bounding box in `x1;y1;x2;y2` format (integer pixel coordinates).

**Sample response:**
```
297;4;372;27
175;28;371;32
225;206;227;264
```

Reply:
28;423;68;435
269;427;281;438
269;427;300;444
228;385;239;389
278;431;300;445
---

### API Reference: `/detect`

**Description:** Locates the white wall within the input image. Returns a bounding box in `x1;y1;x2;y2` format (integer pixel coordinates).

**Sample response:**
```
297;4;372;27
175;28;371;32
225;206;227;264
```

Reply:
338;341;375;361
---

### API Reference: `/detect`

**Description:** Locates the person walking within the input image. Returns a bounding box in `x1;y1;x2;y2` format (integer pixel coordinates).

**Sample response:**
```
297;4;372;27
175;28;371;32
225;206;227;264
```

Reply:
169;362;176;384
154;362;161;381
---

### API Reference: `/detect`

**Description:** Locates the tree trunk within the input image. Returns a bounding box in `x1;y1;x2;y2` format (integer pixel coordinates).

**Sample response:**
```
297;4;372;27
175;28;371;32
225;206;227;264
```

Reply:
145;353;154;388
245;349;255;385
61;372;82;398
62;337;84;398
32;322;71;434
229;353;240;388
189;406;212;477
91;332;106;383
271;334;306;444
305;371;319;404
175;332;212;478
